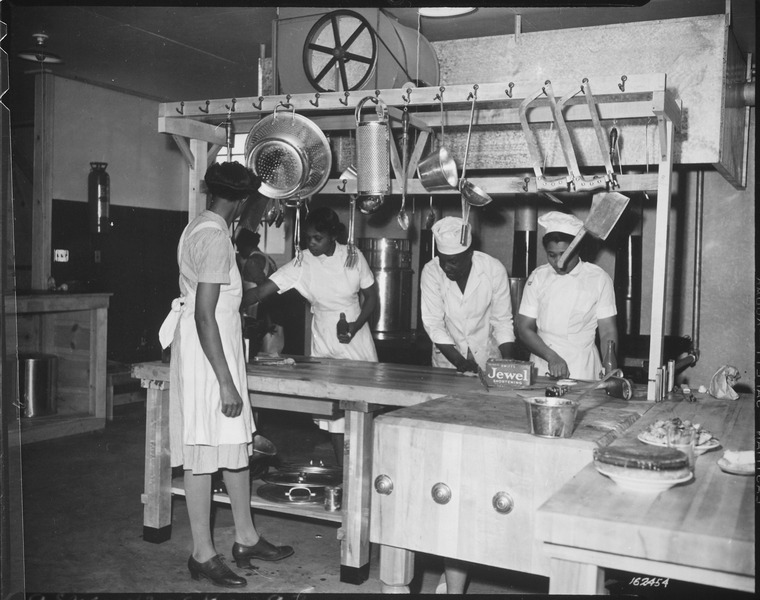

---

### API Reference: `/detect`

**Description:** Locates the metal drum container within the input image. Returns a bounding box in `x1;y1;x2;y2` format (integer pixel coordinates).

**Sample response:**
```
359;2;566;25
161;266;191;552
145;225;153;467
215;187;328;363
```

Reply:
357;238;413;333
18;353;58;418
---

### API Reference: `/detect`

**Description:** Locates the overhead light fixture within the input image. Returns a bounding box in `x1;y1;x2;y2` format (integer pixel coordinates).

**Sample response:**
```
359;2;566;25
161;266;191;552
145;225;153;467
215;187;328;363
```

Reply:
418;7;477;18
18;33;63;64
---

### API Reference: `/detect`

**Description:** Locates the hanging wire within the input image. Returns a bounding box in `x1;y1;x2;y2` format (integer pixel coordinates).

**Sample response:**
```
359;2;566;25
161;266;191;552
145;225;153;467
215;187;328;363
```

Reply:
543;120;555;172
645;118;652;173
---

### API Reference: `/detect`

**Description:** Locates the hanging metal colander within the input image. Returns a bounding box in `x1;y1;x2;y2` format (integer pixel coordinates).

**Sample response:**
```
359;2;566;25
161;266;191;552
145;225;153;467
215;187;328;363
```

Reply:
244;103;332;201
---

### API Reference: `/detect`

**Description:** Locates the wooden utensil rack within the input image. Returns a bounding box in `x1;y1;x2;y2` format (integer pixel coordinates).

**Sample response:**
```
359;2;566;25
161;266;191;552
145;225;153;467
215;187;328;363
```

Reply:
158;72;681;400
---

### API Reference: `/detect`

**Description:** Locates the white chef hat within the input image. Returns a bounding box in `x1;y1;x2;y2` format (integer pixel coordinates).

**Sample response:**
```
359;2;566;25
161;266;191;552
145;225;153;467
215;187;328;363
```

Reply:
538;211;583;236
432;216;471;255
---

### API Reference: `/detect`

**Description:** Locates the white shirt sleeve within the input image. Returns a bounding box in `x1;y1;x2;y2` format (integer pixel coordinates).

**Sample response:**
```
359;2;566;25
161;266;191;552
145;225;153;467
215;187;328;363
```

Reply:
357;252;375;290
269;259;302;293
488;259;516;345
420;261;456;346
518;271;540;318
595;271;617;319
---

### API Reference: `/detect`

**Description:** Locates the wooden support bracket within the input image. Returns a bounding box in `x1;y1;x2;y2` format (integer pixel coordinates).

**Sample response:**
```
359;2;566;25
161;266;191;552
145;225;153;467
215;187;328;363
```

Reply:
171;135;194;168
159;116;226;145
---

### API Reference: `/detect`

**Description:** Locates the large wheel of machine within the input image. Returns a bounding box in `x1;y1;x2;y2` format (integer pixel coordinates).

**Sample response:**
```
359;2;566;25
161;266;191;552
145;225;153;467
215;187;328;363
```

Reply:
302;10;378;92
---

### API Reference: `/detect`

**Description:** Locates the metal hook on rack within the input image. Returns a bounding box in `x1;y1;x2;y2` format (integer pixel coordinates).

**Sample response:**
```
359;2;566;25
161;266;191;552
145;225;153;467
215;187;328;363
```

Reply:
402;87;413;103
523;177;530;192
505;82;514;98
618;75;627;92
434;85;445;102
309;93;320;107
175;101;184;115
225;98;237;112
252;96;264;110
339;91;350;106
374;89;381;99
467;83;479;101
338;179;347;192
199;100;210;114
541;80;552;96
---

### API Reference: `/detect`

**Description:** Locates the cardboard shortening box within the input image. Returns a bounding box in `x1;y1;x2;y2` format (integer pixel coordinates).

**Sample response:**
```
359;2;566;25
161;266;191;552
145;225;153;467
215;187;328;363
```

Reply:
485;359;534;388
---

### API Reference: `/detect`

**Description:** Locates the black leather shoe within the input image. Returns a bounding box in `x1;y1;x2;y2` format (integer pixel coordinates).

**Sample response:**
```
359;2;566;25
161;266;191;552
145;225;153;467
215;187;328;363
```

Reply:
188;554;246;588
232;538;294;566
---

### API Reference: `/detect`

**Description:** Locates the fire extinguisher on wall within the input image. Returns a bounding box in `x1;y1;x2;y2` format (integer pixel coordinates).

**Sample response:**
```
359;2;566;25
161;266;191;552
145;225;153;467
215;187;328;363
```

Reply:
88;162;110;235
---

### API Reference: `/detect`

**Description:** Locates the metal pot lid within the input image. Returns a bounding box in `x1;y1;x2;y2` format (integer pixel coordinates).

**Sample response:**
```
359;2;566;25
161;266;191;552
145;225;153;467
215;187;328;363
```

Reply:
276;460;342;477
257;483;325;505
263;469;341;488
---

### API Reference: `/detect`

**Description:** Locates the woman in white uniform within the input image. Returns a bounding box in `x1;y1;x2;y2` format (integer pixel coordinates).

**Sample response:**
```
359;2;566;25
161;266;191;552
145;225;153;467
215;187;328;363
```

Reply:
241;206;378;465
420;216;516;373
160;162;293;589
419;216;516;595
241;206;378;361
516;211;618;380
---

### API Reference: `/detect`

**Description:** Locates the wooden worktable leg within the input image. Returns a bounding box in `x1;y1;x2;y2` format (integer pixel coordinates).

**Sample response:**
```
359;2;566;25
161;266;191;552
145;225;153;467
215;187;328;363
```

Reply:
548;556;607;595
142;380;172;543
379;544;415;594
339;407;374;584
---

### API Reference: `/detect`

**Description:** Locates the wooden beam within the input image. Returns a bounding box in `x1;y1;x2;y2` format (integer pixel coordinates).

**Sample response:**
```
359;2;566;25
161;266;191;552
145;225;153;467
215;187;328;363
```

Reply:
188;139;207;221
31;72;55;290
158;116;226;145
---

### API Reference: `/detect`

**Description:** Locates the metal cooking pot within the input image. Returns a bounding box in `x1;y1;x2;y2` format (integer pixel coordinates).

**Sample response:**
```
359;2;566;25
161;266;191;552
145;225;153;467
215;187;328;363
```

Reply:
418;146;458;192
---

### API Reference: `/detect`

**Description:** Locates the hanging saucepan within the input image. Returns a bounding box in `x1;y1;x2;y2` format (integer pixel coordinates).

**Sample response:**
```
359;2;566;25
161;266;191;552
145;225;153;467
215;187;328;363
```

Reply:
459;87;492;207
418;89;458;192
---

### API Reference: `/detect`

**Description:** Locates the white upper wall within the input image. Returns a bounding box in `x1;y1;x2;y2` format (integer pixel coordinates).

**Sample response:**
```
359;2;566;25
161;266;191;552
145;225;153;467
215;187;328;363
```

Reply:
52;76;188;211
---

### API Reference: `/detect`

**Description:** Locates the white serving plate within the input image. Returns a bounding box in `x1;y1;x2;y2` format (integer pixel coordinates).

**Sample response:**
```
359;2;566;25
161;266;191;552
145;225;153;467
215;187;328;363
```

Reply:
717;457;753;476
637;432;721;455
594;463;693;494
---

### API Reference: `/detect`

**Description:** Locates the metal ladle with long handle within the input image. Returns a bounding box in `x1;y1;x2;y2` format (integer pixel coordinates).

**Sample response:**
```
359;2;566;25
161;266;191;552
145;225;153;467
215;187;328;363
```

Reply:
459;86;491;243
397;107;410;231
459;86;492;209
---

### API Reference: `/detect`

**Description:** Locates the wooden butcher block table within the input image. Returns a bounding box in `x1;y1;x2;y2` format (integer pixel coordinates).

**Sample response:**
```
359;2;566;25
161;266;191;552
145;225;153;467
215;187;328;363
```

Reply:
134;358;586;583
535;396;754;594
370;390;656;592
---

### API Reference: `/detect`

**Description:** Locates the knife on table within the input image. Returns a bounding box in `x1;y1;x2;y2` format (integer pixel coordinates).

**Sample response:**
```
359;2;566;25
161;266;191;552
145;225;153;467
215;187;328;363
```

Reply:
467;347;490;392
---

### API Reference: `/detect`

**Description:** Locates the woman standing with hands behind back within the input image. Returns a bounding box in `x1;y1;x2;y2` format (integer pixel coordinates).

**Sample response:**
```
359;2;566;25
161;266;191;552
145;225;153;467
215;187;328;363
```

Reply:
159;162;293;589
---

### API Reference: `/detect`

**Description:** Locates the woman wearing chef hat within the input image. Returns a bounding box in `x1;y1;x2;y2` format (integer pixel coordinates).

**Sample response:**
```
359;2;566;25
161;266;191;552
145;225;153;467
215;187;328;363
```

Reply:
420;216;516;375
420;216;516;594
516;210;618;380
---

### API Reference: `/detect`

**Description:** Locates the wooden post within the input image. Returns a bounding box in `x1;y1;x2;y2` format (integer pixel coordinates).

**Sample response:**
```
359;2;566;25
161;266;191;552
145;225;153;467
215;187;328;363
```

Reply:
31;71;55;290
646;117;675;400
188;139;207;221
142;381;173;542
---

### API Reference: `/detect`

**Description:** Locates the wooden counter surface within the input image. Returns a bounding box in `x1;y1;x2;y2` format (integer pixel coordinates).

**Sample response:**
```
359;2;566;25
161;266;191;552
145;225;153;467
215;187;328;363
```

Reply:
536;397;755;593
132;358;644;411
12;292;112;313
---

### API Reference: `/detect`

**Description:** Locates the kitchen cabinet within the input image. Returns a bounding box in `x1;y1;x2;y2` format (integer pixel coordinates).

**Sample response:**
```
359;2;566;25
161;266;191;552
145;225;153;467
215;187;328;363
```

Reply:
370;393;655;592
9;292;110;444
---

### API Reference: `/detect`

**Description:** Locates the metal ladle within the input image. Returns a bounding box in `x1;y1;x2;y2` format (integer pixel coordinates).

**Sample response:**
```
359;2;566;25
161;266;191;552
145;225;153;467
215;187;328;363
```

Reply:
459;85;492;208
397;107;410;231
264;198;278;226
425;195;437;229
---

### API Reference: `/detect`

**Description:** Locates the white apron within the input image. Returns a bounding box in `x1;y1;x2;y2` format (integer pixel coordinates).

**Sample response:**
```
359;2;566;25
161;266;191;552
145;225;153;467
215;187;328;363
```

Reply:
163;219;254;460
530;283;602;380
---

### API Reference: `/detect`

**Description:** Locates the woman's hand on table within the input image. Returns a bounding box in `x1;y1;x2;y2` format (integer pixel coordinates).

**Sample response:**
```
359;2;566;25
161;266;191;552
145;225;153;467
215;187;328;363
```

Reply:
219;382;244;418
546;354;570;379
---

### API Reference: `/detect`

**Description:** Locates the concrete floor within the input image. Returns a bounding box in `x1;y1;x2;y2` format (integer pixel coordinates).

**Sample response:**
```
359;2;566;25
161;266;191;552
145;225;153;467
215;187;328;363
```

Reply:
16;401;756;597
16;401;547;595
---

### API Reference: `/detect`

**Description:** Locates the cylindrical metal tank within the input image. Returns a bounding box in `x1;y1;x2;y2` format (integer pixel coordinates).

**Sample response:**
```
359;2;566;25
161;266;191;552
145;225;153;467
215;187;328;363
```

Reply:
357;238;413;333
18;353;58;418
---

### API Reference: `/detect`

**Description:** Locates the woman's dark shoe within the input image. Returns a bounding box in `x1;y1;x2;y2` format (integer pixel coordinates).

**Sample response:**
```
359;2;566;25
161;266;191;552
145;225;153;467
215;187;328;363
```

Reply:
232;538;294;566
188;554;246;588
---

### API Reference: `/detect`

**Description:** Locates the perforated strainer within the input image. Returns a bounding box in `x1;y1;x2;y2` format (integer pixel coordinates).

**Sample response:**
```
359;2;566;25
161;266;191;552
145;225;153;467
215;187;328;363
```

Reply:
244;104;332;201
